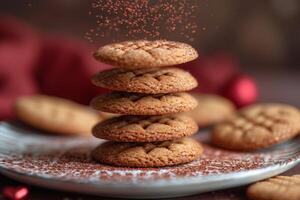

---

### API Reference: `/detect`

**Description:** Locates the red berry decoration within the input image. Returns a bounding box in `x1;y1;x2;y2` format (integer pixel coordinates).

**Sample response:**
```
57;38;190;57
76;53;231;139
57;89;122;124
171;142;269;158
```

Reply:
222;74;259;108
3;186;29;200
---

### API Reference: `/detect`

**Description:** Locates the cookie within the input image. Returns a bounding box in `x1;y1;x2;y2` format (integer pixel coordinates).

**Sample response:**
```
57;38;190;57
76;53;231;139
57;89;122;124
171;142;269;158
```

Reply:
92;137;203;167
90;92;198;115
14;95;101;136
212;103;300;151
186;94;235;127
247;175;300;200
92;115;198;142
92;67;198;94
93;40;198;68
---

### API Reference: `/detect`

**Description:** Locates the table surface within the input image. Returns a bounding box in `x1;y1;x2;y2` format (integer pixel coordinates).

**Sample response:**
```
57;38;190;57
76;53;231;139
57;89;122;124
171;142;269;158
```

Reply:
0;70;299;200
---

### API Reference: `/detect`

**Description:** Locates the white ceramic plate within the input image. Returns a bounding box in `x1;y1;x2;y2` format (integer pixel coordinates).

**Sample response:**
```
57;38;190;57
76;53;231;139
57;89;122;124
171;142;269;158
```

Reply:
0;121;300;199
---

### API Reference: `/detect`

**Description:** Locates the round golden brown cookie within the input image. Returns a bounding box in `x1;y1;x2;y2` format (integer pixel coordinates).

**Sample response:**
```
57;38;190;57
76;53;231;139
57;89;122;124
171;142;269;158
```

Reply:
93;40;198;68
90;92;198;115
247;175;300;200
92;137;203;167
186;94;236;127
92;67;198;94
14;95;101;136
92;115;198;142
212;103;300;151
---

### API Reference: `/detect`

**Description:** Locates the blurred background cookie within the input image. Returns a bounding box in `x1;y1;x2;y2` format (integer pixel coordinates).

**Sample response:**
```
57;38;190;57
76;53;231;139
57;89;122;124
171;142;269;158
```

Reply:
185;94;236;127
14;95;105;136
212;103;300;151
247;175;300;200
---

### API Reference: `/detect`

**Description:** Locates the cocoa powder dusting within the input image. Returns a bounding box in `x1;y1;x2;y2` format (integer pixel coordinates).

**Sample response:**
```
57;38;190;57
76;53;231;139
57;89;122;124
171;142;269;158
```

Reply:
1;137;297;183
85;0;198;43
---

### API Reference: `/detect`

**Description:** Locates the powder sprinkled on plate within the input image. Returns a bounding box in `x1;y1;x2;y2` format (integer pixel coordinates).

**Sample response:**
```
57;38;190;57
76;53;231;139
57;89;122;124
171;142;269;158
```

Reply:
0;122;299;184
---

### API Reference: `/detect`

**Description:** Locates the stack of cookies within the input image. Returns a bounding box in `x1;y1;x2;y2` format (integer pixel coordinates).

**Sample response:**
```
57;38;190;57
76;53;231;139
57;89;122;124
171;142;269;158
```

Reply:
90;40;203;167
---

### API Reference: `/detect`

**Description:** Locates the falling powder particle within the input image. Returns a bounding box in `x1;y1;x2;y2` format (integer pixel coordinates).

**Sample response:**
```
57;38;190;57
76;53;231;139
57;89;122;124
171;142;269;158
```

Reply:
85;0;198;43
27;0;32;7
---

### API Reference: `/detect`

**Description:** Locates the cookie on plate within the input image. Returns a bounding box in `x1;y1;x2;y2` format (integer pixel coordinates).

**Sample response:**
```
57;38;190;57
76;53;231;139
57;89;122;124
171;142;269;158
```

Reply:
186;94;235;127
92;115;198;142
212;103;300;150
93;40;198;68
91;92;198;115
92;67;198;94
247;175;300;200
92;137;203;167
14;95;101;136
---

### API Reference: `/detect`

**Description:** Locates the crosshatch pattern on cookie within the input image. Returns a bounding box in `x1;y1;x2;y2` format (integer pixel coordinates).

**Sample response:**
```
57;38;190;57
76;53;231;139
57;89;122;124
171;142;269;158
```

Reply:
97;138;201;155
92;137;203;167
92;67;198;94
90;92;198;115
247;175;300;200
93;40;198;68
212;104;300;150
92;115;198;142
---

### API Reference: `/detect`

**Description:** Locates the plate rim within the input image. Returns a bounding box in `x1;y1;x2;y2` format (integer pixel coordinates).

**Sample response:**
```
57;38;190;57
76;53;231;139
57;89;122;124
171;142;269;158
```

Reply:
1;160;299;199
1;147;300;187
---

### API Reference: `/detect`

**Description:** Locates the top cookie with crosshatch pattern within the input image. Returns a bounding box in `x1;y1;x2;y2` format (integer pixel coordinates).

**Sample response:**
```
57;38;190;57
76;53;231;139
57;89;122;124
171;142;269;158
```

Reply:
93;40;198;68
212;103;300;151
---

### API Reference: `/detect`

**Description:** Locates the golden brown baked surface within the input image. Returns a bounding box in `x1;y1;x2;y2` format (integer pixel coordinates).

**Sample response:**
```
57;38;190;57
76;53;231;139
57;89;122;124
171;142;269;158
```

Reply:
93;40;198;68
92;115;198;142
212;103;300;150
247;175;300;200
92;67;197;94
14;95;101;136
186;94;235;127
92;137;203;167
90;92;198;115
